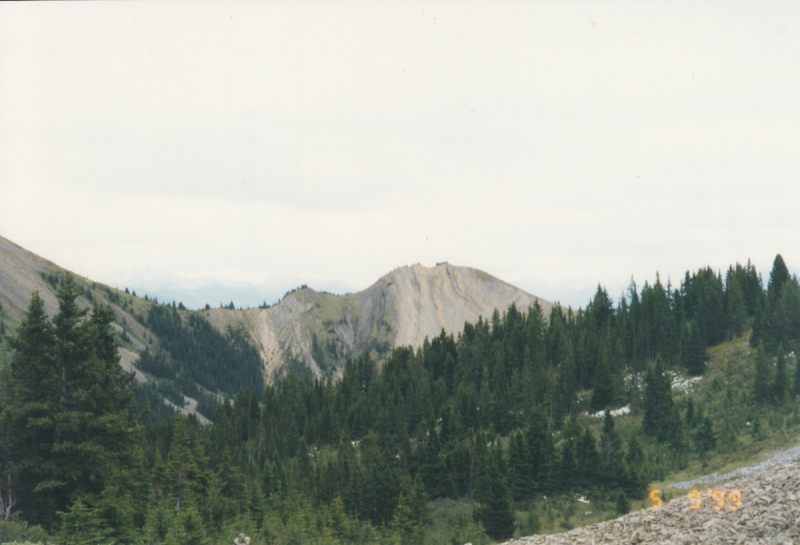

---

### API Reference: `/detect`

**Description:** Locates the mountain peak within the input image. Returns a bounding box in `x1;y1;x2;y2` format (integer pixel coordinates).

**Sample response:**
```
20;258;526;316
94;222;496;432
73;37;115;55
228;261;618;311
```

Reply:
225;262;554;383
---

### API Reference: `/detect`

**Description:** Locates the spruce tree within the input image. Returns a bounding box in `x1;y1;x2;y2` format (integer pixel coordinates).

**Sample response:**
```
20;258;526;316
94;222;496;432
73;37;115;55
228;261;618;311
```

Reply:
753;342;772;405
726;274;747;339
589;347;615;413
694;413;715;453
1;275;140;530
683;324;708;376
773;345;787;405
622;436;647;499
57;498;112;545
508;431;533;502
600;410;624;489
768;254;790;306
642;357;680;443
474;445;515;540
1;292;57;525
615;490;630;515
575;427;601;489
794;351;800;401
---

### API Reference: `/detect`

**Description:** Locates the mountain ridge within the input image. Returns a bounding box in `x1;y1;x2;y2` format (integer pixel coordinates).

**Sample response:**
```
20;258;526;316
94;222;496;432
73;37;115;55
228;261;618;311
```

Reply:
200;262;554;383
0;235;553;390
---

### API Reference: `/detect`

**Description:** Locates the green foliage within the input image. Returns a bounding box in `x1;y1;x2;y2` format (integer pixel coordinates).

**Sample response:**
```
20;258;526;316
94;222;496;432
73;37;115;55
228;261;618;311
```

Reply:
1;274;140;531
0;520;51;544
752;255;800;355
474;444;515;540
146;306;263;398
614;490;630;515
753;342;772;405
5;257;796;543
57;499;112;545
683;325;708;376
642;359;680;444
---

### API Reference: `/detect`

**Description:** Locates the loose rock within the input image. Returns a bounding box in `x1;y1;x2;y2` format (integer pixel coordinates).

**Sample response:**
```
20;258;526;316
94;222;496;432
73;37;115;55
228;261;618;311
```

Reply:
501;457;800;545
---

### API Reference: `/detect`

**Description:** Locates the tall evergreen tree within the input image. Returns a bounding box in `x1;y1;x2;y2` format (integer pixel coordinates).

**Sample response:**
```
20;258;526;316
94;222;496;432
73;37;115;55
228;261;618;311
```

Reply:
474;444;515;540
753;342;772;406
1;275;140;531
642;357;681;444
599;410;624;489
589;346;615;413
725;271;747;340
773;345;787;405
575;427;601;489
508;431;533;502
794;350;800;402
683;324;708;377
768;254;790;306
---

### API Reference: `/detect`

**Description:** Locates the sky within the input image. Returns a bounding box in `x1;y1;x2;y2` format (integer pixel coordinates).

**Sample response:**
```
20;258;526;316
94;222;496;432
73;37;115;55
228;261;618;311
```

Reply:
2;2;799;310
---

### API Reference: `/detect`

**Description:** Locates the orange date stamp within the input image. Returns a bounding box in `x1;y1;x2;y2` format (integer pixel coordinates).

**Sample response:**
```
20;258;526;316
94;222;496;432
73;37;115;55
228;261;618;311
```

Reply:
649;489;742;511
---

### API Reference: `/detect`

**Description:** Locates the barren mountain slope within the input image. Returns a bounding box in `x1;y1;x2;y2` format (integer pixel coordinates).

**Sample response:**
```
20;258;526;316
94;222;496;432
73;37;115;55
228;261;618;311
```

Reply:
208;262;554;384
0;236;65;320
2;236;554;389
372;263;552;349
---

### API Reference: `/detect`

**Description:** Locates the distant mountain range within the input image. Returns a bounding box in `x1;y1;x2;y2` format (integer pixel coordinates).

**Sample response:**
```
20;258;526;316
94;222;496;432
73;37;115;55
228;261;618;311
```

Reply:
0;235;553;417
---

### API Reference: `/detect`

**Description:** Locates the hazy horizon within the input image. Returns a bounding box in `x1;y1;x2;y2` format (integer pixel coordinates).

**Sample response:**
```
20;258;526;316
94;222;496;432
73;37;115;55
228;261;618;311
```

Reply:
2;2;798;311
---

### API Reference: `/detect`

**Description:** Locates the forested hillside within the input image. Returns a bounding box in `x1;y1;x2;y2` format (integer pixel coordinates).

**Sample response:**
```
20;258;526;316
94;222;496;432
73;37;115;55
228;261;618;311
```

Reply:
2;255;800;544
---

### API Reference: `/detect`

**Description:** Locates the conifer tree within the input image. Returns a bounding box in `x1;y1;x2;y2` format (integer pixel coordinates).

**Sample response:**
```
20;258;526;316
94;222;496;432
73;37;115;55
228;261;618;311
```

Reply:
600;410;624;488
753;342;772;405
683;325;708;377
726;273;747;339
508;431;533;502
615;490;630;515
391;491;420;545
57;498;112;545
589;346;615;413
575;427;601;490
642;357;680;444
793;351;800;401
164;505;208;545
0;292;56;524
768;254;790;306
558;438;576;491
165;418;203;511
622;436;647;499
1;275;140;531
694;413;715;453
773;345;787;405
474;444;515;540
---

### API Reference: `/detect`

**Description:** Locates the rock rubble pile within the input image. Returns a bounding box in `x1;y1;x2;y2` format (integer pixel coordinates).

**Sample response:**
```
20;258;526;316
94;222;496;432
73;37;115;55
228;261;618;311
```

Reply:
502;459;800;545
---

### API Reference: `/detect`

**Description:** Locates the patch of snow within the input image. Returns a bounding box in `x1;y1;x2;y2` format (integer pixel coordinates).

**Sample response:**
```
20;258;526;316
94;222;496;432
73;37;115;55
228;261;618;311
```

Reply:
588;405;630;418
577;496;590;504
671;375;703;393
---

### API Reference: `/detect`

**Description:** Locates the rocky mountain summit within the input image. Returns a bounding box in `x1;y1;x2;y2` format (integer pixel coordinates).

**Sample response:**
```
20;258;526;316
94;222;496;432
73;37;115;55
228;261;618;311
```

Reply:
502;458;800;545
207;262;554;383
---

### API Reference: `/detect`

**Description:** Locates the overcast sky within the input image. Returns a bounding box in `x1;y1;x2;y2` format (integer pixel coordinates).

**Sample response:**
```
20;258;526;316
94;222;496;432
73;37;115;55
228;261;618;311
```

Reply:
1;2;799;310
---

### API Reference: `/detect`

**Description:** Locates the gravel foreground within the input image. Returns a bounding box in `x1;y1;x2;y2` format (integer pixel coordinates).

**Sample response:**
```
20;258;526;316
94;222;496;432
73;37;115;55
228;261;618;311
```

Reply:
501;456;800;545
